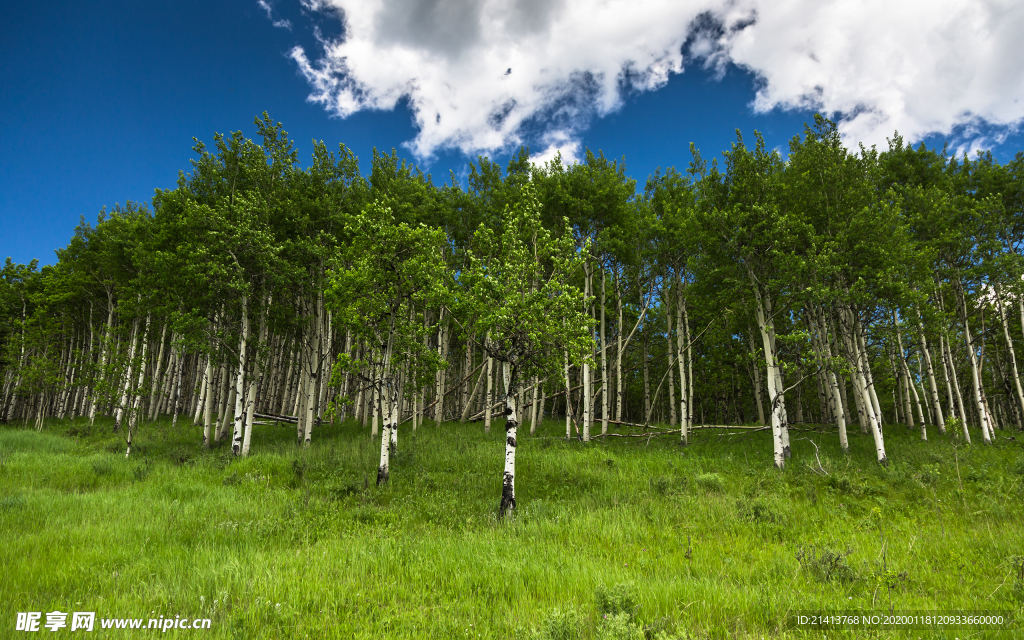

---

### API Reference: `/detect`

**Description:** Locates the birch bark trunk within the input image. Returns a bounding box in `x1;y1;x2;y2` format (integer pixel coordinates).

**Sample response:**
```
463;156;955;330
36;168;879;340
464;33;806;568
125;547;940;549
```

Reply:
839;305;887;463
125;315;151;457
484;339;494;433
958;285;993;444
601;267;609;434
666;291;677;427
231;294;250;455
148;323;169;421
88;296;116;425
916;309;946;432
499;360;518;517
376;327;396;485
564;344;571;440
114;314;141;434
994;285;1024;426
242;294;270;456
582;264;591;441
748;271;788;466
202;354;216;446
676;283;689;444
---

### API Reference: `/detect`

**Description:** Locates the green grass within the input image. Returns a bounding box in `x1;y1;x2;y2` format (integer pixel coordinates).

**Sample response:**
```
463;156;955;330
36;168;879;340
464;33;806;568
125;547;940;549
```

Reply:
1;415;1022;638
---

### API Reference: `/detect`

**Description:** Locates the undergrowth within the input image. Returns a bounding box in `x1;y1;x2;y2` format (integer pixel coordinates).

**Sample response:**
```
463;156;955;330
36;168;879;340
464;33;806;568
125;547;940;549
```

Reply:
0;415;1021;638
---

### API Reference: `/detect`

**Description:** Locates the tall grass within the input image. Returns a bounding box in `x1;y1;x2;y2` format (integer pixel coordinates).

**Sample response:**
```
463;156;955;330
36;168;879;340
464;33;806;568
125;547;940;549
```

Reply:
1;416;1021;638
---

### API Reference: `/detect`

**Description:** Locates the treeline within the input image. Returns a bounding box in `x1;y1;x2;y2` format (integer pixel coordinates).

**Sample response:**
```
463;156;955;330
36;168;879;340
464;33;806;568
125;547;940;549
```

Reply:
3;113;1023;481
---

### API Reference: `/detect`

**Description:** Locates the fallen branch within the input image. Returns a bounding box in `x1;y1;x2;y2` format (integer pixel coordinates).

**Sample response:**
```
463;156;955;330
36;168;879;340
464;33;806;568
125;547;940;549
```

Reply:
468;383;581;422
254;411;298;424
400;364;486;426
591;429;677;439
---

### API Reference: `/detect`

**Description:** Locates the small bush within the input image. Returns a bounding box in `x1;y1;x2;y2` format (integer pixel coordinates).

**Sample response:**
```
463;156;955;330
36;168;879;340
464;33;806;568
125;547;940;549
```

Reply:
827;473;856;494
1010;555;1024;603
536;607;582;640
91;458;113;477
595;583;638;618
596;613;643;640
738;497;787;526
694;472;725;493
168;446;194;466
1012;455;1024;476
649;476;675;496
795;545;857;584
0;493;26;512
917;464;940;486
132;459;153;482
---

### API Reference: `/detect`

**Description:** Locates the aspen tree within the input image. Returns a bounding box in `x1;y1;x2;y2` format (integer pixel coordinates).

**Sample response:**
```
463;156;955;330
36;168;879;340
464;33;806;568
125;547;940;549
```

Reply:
460;182;590;516
328;200;448;485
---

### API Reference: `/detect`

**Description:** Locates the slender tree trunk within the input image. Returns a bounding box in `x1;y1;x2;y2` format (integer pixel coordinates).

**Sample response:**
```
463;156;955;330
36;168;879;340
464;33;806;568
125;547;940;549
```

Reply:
242;294;270;456
564;326;572;441
376;328;396;485
957;286;993;444
148;323;169;421
615;269;624;421
114;314;141;434
916;309;946;433
676;283;690;443
125;315;151;457
839;304;887;463
231;294;250;455
600;267;609;434
581;264;591;441
749;273;788;466
666;291;677;427
484;339;494;433
994;285;1024;427
202;354;216;446
499;360;518;517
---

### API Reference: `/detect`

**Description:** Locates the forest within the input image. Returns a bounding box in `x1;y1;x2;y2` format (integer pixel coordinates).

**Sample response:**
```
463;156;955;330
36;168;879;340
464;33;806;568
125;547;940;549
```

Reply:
2;113;1023;637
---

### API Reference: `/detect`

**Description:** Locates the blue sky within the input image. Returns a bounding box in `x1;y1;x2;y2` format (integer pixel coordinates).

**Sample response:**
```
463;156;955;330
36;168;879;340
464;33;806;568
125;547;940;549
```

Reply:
3;0;1022;266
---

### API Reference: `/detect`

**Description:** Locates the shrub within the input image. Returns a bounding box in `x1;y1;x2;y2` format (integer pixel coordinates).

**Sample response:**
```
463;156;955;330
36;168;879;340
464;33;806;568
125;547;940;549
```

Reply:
536;607;582;640
694;472;725;493
595;583;638;618
795;544;857;584
596;613;643;640
738;497;787;526
1012;455;1024;477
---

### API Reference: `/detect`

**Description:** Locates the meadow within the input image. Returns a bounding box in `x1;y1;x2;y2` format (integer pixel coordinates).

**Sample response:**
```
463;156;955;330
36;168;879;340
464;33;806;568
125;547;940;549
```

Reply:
1;416;1022;639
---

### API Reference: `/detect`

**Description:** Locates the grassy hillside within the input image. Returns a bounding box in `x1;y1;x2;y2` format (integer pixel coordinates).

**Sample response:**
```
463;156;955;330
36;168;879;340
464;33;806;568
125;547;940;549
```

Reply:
1;416;1022;638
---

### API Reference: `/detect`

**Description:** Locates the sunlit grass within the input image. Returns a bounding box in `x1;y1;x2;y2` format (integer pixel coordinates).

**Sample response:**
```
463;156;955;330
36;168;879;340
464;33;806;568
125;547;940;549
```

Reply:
1;415;1022;638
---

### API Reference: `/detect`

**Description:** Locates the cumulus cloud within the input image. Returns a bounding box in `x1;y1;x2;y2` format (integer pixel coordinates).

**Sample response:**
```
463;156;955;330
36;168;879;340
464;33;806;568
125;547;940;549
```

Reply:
288;0;1024;160
727;0;1024;151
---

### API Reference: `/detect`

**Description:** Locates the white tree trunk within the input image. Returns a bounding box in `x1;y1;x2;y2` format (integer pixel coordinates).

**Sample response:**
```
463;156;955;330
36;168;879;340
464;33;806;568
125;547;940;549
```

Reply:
916;309;945;433
960;301;993;444
242;295;270;456
994;286;1024;427
676;284;689;443
231;294;250;455
114;315;141;434
840;306;887;463
376;329;396;485
582;264;591;441
125;315;151;457
601;267;609;434
499;360;518;517
666;292;677;427
749;274;787;466
484;343;494;433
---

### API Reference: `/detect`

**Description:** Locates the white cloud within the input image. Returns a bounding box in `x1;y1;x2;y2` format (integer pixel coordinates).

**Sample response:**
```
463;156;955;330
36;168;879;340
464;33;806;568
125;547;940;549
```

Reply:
258;0;293;30
726;0;1024;151
532;130;581;167
289;0;1024;160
